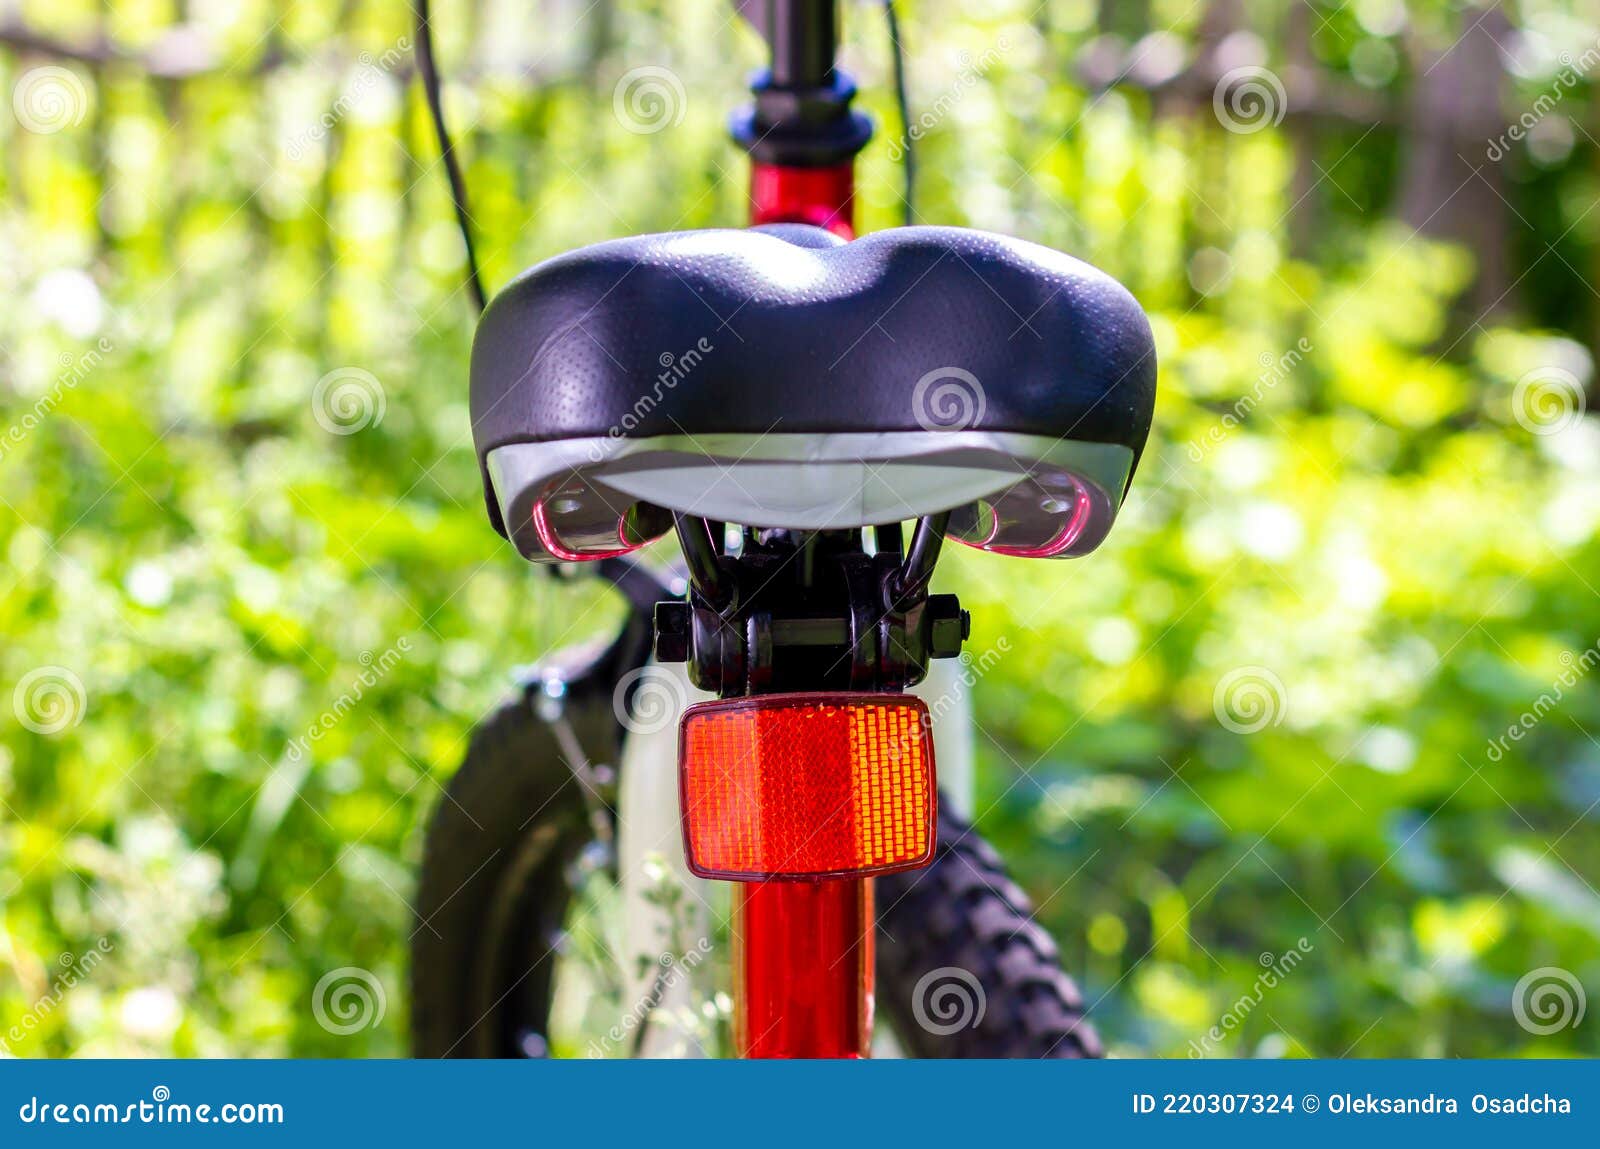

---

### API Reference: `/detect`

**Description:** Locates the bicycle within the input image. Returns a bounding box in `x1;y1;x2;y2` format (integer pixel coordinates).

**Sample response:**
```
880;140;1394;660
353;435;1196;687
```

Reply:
409;0;1156;1059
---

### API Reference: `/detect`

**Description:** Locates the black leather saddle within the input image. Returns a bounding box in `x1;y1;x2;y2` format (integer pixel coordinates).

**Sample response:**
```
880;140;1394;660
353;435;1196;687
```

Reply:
470;224;1156;562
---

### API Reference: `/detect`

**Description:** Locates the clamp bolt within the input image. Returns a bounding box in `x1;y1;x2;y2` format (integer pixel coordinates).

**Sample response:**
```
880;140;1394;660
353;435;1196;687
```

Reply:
654;601;691;662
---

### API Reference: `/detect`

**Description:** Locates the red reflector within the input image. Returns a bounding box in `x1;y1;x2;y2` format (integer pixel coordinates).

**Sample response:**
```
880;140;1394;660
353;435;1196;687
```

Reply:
678;693;936;881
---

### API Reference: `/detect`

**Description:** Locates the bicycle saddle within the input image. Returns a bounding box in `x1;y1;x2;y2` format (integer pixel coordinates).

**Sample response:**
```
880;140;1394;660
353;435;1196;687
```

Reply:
471;224;1156;562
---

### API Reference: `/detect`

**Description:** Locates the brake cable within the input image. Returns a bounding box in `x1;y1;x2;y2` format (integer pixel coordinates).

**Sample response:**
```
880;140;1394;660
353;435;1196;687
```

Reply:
883;0;915;226
414;2;919;315
413;0;489;314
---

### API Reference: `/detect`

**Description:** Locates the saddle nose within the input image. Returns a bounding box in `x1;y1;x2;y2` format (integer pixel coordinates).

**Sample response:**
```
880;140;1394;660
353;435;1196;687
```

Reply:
470;224;1156;563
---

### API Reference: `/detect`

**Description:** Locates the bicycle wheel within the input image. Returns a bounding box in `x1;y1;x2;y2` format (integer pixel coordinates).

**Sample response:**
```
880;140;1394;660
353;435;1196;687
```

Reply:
410;684;604;1057
875;805;1102;1058
412;681;1101;1059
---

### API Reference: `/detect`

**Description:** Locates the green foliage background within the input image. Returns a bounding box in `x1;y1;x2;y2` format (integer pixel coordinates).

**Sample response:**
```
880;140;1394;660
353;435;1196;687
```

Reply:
2;0;1599;1058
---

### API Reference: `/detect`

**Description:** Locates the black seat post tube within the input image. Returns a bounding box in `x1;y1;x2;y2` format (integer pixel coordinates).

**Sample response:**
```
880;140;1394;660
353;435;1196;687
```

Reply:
768;0;837;87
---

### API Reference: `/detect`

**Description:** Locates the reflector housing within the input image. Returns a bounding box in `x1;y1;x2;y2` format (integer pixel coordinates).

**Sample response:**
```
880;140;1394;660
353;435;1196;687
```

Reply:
679;693;936;881
529;476;673;561
948;471;1099;557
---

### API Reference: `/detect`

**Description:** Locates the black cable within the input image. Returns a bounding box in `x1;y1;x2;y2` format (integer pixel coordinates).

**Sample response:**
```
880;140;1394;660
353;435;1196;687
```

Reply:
884;0;915;226
413;0;489;314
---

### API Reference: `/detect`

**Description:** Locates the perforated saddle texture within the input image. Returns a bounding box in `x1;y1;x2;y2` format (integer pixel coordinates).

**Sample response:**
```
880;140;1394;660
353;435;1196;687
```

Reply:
469;223;1157;537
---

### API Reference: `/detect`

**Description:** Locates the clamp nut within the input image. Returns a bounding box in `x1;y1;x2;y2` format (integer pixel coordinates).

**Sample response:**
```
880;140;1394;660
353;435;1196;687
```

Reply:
926;595;967;659
654;601;691;662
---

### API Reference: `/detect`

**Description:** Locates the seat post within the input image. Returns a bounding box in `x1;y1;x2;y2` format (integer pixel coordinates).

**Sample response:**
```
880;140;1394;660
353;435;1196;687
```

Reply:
732;0;871;238
767;0;837;88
